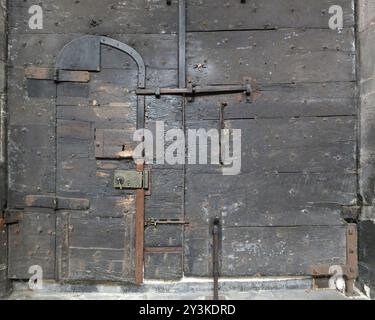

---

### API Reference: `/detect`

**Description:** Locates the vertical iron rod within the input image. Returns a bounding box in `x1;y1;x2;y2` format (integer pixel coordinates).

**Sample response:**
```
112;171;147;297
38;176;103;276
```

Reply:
213;217;220;300
135;163;145;285
179;2;187;277
178;0;186;88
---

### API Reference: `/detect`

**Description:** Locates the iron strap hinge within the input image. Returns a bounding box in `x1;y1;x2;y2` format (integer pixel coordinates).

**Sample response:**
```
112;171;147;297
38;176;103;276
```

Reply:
114;170;150;190
25;195;90;210
25;67;90;83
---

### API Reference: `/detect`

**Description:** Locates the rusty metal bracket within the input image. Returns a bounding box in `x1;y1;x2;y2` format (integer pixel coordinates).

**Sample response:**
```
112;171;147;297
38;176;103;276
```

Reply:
310;223;358;295
341;206;361;222
2;210;24;226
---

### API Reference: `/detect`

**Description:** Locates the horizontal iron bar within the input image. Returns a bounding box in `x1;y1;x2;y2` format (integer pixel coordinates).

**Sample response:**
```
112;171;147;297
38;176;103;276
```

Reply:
145;219;189;226
136;84;251;96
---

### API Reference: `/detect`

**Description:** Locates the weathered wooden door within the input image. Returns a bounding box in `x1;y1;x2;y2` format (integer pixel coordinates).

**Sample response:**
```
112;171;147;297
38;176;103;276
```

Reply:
8;35;149;283
183;0;357;286
7;0;357;288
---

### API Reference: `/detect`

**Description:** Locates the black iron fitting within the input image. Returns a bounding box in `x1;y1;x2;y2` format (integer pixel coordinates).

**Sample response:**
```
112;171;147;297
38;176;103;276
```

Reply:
213;217;220;235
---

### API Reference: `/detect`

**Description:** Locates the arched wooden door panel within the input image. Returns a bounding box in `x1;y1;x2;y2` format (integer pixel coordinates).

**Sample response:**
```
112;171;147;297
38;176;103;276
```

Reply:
55;36;145;282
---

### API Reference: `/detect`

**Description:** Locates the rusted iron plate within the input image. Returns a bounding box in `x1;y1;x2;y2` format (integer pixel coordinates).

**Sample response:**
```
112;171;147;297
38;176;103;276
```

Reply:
56;35;101;71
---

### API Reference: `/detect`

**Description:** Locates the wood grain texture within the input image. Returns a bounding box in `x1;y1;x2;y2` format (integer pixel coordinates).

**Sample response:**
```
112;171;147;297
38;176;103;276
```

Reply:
9;0;178;35
187;0;354;31
184;225;347;277
187;28;355;84
8;0;355;34
8;209;56;279
186;82;357;121
145;253;183;280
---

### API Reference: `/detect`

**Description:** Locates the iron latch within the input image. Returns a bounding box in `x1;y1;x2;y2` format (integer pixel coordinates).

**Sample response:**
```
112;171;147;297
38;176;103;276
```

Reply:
114;170;150;190
145;218;189;228
135;77;254;102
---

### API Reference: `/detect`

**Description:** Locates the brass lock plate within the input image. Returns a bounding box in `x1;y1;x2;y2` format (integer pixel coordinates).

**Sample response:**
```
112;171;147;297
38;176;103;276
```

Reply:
114;170;149;189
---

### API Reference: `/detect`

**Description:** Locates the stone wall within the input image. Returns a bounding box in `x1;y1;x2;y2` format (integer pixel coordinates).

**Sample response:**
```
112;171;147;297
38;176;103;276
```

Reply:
0;0;8;298
358;0;375;299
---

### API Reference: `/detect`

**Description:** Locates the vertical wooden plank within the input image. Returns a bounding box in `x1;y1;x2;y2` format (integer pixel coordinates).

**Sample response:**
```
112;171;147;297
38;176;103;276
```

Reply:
55;211;69;281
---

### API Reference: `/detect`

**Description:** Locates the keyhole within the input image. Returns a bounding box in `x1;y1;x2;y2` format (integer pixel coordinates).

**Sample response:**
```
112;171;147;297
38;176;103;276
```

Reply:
116;177;125;190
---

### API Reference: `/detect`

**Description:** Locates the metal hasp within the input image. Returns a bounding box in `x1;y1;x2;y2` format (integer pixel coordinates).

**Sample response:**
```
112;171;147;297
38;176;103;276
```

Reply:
114;170;150;190
212;217;221;300
310;223;358;295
